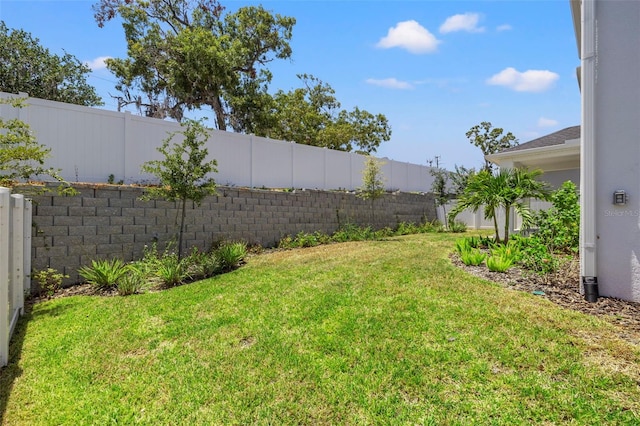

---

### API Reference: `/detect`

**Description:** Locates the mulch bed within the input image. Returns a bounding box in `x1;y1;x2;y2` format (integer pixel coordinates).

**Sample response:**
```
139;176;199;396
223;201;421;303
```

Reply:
451;253;640;345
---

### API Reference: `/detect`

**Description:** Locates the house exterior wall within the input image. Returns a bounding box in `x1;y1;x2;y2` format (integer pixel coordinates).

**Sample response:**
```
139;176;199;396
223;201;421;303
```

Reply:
585;0;640;301
542;169;580;189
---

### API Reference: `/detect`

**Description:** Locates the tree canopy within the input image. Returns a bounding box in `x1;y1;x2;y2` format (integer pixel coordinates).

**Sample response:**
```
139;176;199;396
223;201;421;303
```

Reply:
267;74;391;154
94;0;295;129
0;21;102;106
465;121;518;172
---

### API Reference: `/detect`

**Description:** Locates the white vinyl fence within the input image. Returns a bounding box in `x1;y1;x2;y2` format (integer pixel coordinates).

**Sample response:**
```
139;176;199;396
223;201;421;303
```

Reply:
0;187;32;366
0;92;435;192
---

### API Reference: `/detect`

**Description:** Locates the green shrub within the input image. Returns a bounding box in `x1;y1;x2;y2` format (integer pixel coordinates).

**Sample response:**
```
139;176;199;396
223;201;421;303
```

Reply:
486;255;513;273
78;258;129;290
396;221;419;235
531;181;580;253
460;249;486;266
215;242;247;272
33;268;68;298
514;236;558;275
448;220;468;233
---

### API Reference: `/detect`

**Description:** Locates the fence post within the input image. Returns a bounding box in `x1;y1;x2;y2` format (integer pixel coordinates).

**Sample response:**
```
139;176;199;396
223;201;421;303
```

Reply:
11;195;24;320
0;187;10;366
23;199;32;296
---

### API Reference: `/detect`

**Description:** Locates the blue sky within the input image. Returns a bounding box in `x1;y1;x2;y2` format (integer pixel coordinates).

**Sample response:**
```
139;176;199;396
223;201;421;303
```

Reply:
0;0;581;170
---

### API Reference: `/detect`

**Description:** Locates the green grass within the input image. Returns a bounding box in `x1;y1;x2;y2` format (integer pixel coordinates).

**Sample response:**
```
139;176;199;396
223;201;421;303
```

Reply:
2;233;639;425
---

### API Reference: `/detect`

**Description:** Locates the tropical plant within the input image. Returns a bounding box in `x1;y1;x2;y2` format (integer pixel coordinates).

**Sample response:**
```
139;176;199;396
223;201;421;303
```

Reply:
486;255;513;273
78;258;129;290
460;248;486;266
141;120;218;259
448;220;468;233
448;168;551;244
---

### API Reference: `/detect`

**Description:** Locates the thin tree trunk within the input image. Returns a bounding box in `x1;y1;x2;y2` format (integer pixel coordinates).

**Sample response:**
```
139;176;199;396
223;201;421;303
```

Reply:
178;197;187;259
503;205;511;245
211;96;226;131
492;209;500;243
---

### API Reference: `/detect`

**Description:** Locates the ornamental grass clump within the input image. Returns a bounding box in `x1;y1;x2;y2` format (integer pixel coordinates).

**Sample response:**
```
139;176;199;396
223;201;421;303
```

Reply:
78;258;129;290
486;255;514;273
215;241;247;272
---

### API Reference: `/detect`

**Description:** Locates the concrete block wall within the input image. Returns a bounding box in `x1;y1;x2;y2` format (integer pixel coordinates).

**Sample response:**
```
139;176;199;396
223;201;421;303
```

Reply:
30;183;436;285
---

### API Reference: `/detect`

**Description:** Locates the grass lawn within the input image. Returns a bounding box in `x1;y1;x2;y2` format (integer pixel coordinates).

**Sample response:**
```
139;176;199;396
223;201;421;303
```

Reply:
1;233;639;425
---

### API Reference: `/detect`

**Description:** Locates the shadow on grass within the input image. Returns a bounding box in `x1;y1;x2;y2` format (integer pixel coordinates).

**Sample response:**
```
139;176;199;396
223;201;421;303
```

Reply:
0;298;79;422
0;307;30;423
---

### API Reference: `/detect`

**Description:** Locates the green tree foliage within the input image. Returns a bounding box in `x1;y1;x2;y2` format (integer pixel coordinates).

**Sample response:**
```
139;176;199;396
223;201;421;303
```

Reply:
141;120;218;258
0;21;102;106
0;97;75;194
357;157;385;222
429;167;451;228
449;164;476;195
531;181;580;253
448;168;550;244
466;121;518;172
94;0;295;130
268;74;391;153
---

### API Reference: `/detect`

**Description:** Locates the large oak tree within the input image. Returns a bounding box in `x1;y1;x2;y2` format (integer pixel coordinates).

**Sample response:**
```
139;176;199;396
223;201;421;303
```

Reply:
94;0;295;130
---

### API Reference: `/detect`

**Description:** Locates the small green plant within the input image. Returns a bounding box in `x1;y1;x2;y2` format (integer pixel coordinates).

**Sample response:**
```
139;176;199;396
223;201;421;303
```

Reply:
155;253;186;287
490;241;521;263
514;235;558;275
460;249;486;266
78;258;129;290
448;220;468;233
117;272;144;296
396;221;419;235
33;268;68;298
215;242;247;272
486;255;513;273
454;238;472;255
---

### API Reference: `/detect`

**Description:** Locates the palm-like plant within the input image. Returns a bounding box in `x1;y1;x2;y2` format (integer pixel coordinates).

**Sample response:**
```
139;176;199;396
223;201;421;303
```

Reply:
448;168;550;244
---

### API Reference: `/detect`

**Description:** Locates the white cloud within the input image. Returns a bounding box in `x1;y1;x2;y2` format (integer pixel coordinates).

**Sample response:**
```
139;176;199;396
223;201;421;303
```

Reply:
85;56;112;71
439;13;485;34
538;117;559;127
486;67;559;92
376;20;440;54
496;24;513;32
366;78;413;90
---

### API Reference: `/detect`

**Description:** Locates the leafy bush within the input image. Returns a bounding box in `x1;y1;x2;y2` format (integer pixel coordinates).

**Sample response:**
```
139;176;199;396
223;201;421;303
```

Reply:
490;241;521;263
396;221;419;235
460;249;486;266
215;242;247;272
33;268;68;298
531;181;580;253
78;258;129;290
332;224;375;242
513;235;558;275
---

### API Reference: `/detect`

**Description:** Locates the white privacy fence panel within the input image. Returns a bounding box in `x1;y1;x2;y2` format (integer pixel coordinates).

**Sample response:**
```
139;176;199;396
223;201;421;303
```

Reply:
0;188;32;367
1;92;435;192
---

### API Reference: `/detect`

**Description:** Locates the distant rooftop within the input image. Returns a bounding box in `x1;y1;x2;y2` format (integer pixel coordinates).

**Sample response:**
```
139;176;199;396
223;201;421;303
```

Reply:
500;125;581;154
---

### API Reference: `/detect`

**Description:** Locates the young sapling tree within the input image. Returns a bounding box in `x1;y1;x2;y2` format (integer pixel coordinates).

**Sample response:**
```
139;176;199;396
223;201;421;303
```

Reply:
141;119;218;259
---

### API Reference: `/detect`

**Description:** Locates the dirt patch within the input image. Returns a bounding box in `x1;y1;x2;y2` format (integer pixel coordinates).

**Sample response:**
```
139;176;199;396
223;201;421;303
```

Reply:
451;253;640;345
